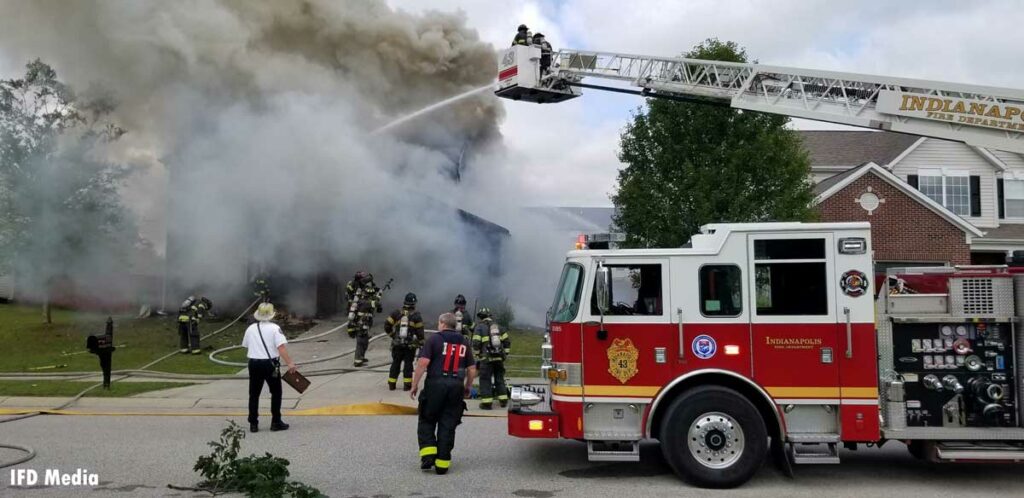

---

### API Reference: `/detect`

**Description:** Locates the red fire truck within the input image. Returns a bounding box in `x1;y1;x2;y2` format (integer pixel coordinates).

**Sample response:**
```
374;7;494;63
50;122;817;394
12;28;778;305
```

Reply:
495;43;1024;488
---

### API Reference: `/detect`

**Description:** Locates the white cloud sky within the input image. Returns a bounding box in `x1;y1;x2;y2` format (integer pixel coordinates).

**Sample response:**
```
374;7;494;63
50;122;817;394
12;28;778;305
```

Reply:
388;0;1024;207
4;1;1021;208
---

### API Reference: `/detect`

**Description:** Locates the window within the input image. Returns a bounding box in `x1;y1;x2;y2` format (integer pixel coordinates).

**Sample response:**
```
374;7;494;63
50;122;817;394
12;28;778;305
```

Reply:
917;170;970;216
550;263;584;322
1005;179;1024;218
591;264;663;316
700;265;742;317
754;239;828;316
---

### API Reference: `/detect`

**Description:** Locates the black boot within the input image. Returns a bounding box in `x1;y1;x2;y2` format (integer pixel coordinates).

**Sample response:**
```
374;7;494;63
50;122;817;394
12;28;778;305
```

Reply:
388;382;396;391
270;421;289;431
250;423;259;433
499;399;508;408
403;383;412;392
420;458;435;470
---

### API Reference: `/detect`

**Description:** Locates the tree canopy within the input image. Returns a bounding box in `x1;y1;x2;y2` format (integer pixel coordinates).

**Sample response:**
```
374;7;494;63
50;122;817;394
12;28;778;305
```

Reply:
611;39;815;248
0;59;133;316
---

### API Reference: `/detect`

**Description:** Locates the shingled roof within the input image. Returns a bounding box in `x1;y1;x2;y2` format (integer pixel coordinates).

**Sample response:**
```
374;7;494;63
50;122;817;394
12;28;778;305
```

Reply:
799;130;919;167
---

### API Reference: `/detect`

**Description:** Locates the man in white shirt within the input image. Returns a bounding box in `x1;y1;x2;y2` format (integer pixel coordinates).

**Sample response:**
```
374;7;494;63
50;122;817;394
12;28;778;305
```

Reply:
242;303;297;433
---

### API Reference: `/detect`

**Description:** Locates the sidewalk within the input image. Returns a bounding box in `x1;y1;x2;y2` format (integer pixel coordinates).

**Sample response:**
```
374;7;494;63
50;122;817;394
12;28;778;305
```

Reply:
0;320;538;417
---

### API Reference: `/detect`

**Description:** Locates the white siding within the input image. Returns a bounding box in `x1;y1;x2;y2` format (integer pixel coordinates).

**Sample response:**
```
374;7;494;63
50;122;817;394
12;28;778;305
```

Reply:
994;151;1024;224
890;139;999;229
993;151;1024;170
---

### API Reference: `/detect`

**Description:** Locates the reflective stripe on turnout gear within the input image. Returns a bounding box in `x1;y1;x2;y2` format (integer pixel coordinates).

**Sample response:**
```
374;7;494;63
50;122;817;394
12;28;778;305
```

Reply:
497;394;509;400
388;377;398;383
434;459;450;469
420;446;437;457
479;397;493;403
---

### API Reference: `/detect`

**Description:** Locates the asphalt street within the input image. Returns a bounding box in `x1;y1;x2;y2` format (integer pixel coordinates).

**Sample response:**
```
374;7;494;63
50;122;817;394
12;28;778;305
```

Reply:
1;414;1022;497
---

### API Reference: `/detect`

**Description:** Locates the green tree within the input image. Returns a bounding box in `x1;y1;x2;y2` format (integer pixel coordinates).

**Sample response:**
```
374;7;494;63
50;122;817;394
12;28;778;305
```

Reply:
612;39;815;248
0;59;131;322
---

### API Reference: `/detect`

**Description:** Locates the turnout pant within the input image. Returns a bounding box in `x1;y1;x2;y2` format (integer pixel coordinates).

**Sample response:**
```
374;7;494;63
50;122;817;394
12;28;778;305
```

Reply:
417;378;466;473
479;360;508;404
179;322;200;351
355;333;369;362
389;347;416;388
248;359;283;425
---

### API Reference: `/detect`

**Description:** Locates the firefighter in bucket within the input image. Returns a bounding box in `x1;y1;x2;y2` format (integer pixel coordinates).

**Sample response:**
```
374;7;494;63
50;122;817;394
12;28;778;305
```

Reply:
472;307;511;409
384;292;425;390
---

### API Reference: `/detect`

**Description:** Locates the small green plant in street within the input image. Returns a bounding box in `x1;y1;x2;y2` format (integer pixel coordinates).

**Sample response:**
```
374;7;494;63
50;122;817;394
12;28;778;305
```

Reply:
187;420;325;497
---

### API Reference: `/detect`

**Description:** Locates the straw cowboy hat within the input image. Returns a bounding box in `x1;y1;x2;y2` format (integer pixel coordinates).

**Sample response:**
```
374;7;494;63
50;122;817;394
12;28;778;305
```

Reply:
254;303;276;321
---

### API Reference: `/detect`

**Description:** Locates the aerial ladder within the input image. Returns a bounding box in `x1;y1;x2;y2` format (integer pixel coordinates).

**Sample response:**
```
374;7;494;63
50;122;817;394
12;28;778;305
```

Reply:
495;45;1024;154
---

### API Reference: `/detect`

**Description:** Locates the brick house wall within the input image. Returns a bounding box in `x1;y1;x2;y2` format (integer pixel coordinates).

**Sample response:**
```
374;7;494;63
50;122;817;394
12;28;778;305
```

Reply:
817;172;971;265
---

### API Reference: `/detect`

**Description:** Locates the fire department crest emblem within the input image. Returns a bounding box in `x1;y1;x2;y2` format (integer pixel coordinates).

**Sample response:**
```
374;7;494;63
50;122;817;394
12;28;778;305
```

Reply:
840;270;869;297
692;334;717;359
607;338;639;384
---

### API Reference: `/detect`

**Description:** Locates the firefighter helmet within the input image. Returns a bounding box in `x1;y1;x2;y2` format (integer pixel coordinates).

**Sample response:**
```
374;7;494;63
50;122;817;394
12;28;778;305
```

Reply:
454;294;467;307
518;24;528;32
404;293;417;307
354;271;368;283
477;307;492;320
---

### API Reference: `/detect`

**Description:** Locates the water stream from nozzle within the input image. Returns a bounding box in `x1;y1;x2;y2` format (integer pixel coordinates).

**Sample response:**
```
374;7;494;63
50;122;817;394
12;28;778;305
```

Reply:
372;82;496;135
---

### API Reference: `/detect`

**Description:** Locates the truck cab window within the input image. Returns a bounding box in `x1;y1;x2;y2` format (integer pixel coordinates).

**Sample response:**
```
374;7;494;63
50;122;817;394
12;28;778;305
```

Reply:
591;264;663;316
754;239;828;315
700;265;742;316
550;263;584;322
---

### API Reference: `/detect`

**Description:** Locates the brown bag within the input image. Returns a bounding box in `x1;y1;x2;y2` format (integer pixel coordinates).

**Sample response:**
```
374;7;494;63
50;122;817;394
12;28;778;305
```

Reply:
282;369;310;393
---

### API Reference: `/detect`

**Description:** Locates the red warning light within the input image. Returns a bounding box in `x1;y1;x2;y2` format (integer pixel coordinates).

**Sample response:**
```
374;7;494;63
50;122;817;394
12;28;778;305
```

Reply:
575;234;586;250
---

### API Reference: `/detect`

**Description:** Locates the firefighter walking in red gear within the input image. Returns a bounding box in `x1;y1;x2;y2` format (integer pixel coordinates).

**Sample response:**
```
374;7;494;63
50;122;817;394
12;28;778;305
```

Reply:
472;307;511;409
410;312;477;475
384;292;425;391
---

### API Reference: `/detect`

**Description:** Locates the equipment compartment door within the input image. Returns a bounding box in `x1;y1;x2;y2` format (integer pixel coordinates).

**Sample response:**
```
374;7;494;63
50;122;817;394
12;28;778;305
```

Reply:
580;259;673;438
748;234;841;409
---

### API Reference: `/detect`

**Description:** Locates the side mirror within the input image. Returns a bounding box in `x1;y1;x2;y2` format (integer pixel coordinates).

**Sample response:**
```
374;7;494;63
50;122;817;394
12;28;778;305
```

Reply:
596;265;611;314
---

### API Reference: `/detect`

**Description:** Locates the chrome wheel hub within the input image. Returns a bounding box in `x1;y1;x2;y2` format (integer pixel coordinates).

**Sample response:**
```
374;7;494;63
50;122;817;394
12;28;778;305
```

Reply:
688;411;744;469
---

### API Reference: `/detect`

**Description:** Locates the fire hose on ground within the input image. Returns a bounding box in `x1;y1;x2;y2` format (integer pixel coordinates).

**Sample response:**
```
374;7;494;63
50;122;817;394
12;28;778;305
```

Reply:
0;298;263;469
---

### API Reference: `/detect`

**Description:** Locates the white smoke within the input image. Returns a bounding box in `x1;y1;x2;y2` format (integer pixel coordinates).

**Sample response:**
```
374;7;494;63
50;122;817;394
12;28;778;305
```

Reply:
0;0;568;322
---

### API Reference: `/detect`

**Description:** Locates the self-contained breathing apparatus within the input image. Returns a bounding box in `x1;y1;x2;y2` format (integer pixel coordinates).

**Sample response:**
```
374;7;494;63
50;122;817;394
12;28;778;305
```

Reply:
486;322;503;356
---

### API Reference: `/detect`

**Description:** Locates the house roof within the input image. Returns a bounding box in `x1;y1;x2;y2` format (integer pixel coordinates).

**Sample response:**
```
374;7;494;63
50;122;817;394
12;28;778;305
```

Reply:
976;224;1024;242
813;162;984;237
812;165;864;196
799;131;920;167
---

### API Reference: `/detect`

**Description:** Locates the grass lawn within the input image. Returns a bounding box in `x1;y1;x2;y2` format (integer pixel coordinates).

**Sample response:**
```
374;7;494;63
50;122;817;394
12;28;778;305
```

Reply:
0;303;251;375
505;329;545;378
0;380;196;397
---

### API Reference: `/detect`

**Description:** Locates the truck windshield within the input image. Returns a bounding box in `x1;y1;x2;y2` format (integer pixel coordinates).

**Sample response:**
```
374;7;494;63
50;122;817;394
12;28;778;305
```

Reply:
550;263;584;322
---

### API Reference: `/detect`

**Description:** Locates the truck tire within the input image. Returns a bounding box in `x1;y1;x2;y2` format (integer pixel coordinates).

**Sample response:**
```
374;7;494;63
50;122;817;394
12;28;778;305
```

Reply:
659;385;768;488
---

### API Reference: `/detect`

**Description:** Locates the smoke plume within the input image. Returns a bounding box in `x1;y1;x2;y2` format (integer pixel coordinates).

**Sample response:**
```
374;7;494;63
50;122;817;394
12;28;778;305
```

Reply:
0;0;567;321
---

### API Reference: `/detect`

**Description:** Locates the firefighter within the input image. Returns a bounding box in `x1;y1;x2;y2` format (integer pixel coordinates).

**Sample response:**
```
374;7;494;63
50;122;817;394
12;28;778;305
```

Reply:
345;271;384;315
410;312;477;475
384;293;425;391
512;24;530;46
253;272;270;303
177;295;212;354
533;32;553;75
364;273;385;313
347;298;374;367
451;294;474;337
472;307;511;409
345;271;369;310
